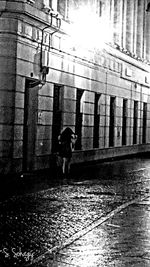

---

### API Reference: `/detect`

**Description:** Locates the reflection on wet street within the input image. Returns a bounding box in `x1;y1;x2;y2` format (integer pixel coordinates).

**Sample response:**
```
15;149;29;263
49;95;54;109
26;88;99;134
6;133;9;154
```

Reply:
1;156;150;266
56;199;150;267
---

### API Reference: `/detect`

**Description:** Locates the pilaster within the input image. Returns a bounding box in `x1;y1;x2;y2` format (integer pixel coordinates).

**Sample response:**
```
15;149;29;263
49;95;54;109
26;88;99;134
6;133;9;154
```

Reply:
136;0;144;58
126;0;134;52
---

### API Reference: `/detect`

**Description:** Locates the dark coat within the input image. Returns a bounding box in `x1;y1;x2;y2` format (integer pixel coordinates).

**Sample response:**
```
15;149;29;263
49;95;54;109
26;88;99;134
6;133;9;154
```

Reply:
58;127;75;158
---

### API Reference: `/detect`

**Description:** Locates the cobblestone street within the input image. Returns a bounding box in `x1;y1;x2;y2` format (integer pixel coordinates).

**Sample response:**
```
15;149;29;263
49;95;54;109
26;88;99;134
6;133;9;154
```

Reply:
1;157;150;266
48;196;150;267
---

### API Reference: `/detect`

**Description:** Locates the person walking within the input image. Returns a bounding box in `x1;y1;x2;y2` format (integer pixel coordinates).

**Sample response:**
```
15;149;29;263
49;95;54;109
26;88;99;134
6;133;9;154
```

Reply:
57;127;77;181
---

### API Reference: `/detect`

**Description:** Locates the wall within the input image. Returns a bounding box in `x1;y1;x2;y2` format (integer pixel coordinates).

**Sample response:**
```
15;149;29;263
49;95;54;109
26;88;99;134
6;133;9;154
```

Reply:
1;1;150;174
0;17;18;173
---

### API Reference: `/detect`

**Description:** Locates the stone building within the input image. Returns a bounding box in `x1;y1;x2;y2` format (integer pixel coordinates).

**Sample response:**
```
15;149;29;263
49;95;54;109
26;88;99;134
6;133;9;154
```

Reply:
1;0;150;175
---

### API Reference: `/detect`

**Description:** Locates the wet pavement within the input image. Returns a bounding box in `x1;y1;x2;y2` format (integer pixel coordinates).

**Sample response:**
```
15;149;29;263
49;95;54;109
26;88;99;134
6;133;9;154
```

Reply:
1;156;150;266
50;196;150;267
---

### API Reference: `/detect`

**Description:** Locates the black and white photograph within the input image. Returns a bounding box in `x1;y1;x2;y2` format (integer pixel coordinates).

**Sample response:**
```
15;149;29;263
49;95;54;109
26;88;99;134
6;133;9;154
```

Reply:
1;0;150;266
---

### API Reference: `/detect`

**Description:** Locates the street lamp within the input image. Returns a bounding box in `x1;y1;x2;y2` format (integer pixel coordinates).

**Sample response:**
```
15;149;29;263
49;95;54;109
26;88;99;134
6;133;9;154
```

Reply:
67;6;112;51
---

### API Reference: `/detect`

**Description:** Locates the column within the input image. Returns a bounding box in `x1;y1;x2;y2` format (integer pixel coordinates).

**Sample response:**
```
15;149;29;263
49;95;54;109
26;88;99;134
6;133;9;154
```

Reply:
145;1;150;60
133;0;138;55
136;0;145;58
122;0;127;49
110;0;114;25
142;0;146;59
113;0;123;46
126;0;134;52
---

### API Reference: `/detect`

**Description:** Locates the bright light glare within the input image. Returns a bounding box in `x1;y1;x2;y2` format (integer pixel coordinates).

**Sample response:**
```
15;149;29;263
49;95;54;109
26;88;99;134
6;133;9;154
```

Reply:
68;7;112;50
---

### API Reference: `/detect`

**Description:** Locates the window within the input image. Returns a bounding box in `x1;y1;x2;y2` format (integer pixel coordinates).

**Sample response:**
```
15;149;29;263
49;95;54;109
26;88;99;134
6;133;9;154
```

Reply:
75;89;83;150
49;0;52;7
133;101;138;144
109;97;116;147
93;93;101;148
146;3;150;12
57;0;69;19
122;99;127;145
142;102;147;144
97;0;103;17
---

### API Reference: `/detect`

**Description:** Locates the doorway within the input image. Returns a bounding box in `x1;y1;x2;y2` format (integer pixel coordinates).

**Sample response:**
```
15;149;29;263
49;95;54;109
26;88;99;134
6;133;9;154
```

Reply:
23;79;38;172
52;85;62;153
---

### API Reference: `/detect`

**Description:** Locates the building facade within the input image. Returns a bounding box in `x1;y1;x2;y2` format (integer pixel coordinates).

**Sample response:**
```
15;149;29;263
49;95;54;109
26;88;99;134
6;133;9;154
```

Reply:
1;0;150;174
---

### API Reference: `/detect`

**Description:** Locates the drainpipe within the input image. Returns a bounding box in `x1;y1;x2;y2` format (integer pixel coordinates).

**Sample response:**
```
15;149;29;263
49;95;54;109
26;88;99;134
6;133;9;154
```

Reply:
40;13;61;83
29;12;61;88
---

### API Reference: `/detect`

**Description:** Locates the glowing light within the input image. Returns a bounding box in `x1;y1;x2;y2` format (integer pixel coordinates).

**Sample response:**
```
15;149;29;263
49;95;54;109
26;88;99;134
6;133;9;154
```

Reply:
68;6;113;50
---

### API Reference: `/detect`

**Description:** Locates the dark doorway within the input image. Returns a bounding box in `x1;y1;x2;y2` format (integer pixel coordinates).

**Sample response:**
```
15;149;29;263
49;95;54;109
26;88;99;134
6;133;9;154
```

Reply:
23;79;38;172
75;89;83;150
122;99;127;145
133;101;138;144
52;85;62;153
93;93;100;148
142;102;147;144
109;96;115;147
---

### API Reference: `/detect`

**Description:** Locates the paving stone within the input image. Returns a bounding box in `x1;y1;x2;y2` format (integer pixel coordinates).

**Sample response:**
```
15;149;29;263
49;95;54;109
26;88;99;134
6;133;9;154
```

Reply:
48;196;150;267
1;158;150;266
